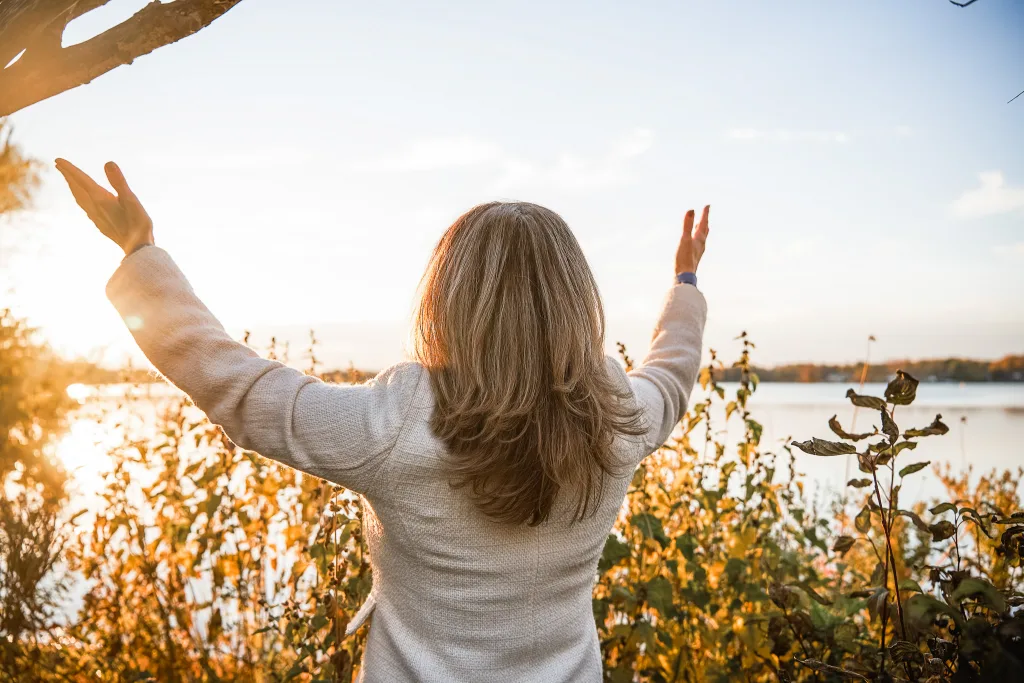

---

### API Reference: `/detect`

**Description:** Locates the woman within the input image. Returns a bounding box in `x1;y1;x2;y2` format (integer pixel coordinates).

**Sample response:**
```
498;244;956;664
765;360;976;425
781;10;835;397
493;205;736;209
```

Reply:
56;158;709;682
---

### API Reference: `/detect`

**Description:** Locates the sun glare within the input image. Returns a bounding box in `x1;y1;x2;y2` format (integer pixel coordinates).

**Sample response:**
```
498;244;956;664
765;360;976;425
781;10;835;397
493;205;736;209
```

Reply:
55;417;116;498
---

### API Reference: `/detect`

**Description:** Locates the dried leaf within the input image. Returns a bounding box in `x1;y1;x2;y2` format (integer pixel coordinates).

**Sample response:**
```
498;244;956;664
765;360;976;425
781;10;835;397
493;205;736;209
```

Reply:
880;409;899;443
885;370;919;406
833;536;857;555
889;639;923;663
828;415;873;441
855;505;872;533
903;414;949;438
791;438;857;457
846;388;887;411
929;520;956;542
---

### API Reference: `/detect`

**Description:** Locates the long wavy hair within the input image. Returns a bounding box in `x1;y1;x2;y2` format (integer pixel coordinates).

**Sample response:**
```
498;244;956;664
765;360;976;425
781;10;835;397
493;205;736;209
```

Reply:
412;201;645;526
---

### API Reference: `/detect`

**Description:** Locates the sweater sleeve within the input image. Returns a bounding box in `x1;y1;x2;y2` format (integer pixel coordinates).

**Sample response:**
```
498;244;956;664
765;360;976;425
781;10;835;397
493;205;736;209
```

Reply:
627;283;708;455
105;247;421;495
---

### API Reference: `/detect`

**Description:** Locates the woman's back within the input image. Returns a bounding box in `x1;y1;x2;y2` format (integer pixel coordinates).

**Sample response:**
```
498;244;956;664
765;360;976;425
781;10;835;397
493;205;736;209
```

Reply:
350;359;646;681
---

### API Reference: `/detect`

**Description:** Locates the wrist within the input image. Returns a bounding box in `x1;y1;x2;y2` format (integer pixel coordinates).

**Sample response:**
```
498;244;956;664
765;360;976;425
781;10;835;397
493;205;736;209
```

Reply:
123;240;155;257
675;271;698;287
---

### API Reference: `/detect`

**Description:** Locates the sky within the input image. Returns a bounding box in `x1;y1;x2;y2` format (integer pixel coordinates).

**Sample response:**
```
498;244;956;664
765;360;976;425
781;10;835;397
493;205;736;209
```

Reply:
2;0;1023;371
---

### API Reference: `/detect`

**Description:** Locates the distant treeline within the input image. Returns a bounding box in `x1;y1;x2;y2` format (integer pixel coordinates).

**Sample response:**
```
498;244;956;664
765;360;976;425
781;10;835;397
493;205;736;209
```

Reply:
717;354;1024;383
73;355;1024;385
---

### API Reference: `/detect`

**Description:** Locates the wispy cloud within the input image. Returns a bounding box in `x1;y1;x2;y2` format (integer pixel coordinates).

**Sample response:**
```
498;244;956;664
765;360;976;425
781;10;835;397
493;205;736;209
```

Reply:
349;128;657;192
351;136;502;172
492;128;656;192
727;128;850;144
993;242;1024;257
952;171;1024;219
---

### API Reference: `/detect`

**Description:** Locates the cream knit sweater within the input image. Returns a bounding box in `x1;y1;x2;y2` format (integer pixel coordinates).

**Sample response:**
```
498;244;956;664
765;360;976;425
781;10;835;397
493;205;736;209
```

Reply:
106;246;708;682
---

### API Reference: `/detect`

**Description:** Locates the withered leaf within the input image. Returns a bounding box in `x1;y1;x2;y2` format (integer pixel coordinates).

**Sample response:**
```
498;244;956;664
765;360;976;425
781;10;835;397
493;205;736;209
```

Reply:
903;414;950;439
833;535;857;555
846;388;887;411
880;409;899;443
791;438;857;457
885;370;919;406
828;415;874;442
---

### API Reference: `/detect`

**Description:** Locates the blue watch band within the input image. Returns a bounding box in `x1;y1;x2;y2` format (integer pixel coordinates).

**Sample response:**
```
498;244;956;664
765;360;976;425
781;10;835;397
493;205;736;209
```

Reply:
675;271;697;287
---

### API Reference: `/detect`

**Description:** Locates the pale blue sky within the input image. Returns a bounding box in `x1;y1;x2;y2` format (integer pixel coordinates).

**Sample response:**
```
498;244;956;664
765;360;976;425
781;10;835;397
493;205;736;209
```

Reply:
4;0;1023;370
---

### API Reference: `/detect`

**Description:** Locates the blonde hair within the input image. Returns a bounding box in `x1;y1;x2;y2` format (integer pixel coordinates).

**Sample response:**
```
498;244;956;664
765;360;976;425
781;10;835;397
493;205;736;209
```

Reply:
413;201;645;526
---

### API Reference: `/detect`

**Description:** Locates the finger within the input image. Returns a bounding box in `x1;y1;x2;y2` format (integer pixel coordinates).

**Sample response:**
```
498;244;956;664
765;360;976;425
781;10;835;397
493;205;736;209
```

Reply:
682;209;695;239
57;166;119;236
56;166;100;216
55;159;116;203
697;205;710;239
104;161;139;203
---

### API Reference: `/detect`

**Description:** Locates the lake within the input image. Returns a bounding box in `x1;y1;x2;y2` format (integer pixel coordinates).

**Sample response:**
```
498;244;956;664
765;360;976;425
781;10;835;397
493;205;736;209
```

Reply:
56;381;1024;512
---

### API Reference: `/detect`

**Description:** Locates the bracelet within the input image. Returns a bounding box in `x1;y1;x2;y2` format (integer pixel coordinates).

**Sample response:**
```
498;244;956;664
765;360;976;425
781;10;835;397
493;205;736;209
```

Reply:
675;271;697;287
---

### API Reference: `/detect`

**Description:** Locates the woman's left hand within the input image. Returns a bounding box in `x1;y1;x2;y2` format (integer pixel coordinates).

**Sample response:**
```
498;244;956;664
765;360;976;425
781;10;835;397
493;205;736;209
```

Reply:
55;159;154;255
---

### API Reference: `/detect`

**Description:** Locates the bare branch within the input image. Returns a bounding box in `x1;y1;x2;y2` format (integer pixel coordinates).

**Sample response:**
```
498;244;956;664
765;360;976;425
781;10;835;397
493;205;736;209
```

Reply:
1009;89;1024;105
0;0;244;117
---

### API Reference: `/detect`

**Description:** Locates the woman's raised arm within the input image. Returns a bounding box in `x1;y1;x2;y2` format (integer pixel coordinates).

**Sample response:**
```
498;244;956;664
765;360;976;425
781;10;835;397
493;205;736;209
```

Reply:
627;207;710;454
56;159;421;495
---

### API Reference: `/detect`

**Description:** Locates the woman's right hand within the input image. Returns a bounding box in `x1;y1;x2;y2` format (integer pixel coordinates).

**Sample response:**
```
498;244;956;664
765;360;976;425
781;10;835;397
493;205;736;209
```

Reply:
675;205;710;274
55;158;155;256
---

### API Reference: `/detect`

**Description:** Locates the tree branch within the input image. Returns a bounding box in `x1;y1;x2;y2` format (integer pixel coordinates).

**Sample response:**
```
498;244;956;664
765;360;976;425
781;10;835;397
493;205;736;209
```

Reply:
0;0;244;117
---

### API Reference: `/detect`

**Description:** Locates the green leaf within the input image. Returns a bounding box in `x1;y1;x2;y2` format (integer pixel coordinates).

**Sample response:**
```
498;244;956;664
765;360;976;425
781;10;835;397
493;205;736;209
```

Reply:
929;502;956;516
949;577;1007;614
724;558;746;584
791;438;857;457
891;441;918;456
904;594;963;631
897;509;930;532
847;478;873;488
833;535;856;555
885;370;919;406
644;576;674;614
630;513;669;548
898;578;924;594
796;581;833;606
855;505;872;533
899;461;931;477
903;414;949;438
599;534;630;572
828;415;873;441
846;388;887;411
205;492;222;517
675;533;698;561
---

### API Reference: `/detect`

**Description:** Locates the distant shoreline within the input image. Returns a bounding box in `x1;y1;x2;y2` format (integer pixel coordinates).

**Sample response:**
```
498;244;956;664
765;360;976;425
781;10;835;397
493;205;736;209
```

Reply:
715;355;1024;384
69;355;1024;385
